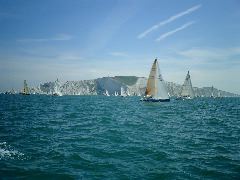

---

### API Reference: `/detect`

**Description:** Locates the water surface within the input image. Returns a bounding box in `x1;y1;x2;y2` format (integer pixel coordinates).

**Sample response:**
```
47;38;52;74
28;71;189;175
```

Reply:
0;95;239;179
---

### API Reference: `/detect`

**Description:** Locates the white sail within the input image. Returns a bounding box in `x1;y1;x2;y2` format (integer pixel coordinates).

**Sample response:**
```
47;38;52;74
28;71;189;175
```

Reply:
21;80;30;95
211;86;214;97
180;71;194;98
126;89;131;96
145;59;169;100
105;90;110;96
53;80;62;96
120;87;127;97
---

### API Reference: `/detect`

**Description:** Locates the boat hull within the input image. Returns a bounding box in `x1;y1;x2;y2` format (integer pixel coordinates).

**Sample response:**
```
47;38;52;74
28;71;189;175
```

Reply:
141;98;170;102
19;93;30;95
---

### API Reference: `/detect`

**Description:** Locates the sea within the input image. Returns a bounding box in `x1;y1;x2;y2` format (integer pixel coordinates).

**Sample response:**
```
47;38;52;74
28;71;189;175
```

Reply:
0;95;239;179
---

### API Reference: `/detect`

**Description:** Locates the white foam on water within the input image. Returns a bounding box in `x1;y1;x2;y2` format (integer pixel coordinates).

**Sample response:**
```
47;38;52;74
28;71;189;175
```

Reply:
0;142;25;160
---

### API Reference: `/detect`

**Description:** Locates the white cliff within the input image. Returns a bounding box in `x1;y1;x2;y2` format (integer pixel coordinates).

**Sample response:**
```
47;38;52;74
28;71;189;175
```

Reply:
21;76;239;97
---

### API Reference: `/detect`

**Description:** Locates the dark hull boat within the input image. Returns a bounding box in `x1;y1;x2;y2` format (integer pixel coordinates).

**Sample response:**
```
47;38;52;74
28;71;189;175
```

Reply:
141;97;170;102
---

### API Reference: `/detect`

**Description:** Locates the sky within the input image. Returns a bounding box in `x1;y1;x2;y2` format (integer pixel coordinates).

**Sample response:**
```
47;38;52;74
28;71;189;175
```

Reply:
0;0;240;94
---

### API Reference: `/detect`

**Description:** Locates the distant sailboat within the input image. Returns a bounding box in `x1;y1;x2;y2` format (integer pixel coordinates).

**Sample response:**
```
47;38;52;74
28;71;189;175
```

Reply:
52;90;62;96
53;80;63;96
103;89;110;96
211;86;214;98
120;87;127;97
141;58;170;102
178;71;195;99
20;80;30;95
114;91;118;96
126;89;131;96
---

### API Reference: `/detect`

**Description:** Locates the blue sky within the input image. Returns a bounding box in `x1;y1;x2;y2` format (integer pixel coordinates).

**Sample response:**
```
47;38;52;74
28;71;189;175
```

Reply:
0;0;240;94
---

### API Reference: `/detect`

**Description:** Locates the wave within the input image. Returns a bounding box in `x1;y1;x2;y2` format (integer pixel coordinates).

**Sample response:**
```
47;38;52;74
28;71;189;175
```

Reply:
0;142;25;160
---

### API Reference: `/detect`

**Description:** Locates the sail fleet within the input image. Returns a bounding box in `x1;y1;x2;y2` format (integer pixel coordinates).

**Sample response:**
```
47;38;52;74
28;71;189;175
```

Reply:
11;58;228;100
140;58;197;102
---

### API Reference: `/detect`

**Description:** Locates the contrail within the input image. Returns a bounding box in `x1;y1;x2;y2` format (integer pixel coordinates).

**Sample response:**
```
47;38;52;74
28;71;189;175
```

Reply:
137;4;201;39
156;21;195;41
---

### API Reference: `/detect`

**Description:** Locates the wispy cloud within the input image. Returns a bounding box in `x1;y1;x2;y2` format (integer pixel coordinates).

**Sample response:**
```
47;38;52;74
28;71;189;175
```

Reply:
156;21;195;41
57;54;82;61
17;34;73;43
178;47;240;60
137;4;201;39
109;52;128;57
15;46;83;62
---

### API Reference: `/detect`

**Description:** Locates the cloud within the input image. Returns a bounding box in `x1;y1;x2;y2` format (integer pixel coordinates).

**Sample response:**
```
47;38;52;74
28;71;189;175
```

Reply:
178;47;240;60
156;21;195;41
10;45;83;62
109;52;128;57
137;4;201;39
52;34;73;41
17;33;73;43
56;54;82;61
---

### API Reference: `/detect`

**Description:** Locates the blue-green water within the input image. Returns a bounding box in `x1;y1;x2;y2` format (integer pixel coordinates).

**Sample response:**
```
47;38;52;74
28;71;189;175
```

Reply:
0;95;239;179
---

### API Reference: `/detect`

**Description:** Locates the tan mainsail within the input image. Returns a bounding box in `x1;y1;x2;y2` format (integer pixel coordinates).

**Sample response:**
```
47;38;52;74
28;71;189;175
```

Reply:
145;59;157;96
145;59;169;100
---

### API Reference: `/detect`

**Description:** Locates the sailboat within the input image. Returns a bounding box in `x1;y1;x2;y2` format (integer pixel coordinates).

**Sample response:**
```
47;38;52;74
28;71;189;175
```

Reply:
114;91;119;96
20;80;30;95
52;79;63;96
177;71;195;100
52;86;62;96
141;58;170;102
120;87;127;97
126;89;131;96
210;86;215;98
103;89;110;96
